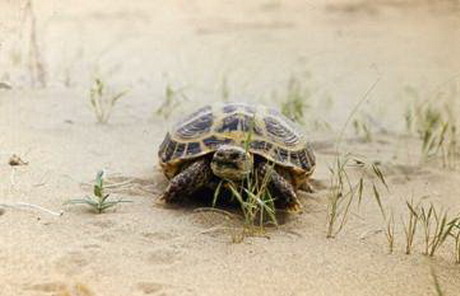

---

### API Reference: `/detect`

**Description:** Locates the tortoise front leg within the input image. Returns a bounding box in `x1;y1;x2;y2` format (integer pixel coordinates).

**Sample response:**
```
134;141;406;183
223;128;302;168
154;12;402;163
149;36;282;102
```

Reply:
256;162;301;212
161;158;213;203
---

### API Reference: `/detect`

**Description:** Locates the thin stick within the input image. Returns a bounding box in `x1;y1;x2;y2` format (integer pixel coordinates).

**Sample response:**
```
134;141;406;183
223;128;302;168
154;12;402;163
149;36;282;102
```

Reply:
80;178;135;188
0;202;63;216
336;77;381;151
193;207;236;219
104;179;136;189
24;0;47;87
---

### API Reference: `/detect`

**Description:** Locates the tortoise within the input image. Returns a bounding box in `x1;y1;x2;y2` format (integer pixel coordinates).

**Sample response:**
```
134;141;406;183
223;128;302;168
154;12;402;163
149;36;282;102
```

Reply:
158;102;316;211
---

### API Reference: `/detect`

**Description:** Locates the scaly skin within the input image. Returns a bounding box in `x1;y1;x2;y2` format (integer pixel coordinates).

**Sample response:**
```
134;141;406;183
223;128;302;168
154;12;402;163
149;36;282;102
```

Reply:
161;158;213;203
161;157;302;212
256;162;302;212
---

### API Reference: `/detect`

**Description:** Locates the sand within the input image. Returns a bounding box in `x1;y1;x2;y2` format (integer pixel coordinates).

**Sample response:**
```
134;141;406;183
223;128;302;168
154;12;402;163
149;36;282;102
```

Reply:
1;1;460;295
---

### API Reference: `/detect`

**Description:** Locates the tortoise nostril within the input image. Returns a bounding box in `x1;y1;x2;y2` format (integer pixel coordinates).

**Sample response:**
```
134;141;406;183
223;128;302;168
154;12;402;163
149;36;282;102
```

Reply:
229;153;240;160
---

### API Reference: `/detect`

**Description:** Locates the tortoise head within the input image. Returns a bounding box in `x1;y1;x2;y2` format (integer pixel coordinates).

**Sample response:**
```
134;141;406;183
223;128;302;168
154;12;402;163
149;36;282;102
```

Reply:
211;145;253;181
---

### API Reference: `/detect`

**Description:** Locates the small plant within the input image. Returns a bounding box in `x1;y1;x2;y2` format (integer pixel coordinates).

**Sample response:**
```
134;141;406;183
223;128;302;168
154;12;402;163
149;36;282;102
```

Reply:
428;211;456;257
279;75;311;124
326;78;382;238
403;199;419;255
227;170;277;230
352;115;373;142
326;155;353;238
326;153;388;238
404;86;458;168
417;105;450;160
275;72;332;131
419;204;434;255
66;170;132;213
416;203;458;257
89;77;128;124
155;82;188;119
427;206;455;257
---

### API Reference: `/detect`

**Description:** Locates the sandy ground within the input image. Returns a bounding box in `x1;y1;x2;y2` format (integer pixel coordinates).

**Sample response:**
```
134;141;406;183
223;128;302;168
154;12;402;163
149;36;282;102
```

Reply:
1;1;460;295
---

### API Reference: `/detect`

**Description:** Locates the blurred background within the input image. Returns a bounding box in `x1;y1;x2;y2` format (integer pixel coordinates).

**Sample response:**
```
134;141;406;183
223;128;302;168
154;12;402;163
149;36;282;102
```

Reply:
0;0;459;133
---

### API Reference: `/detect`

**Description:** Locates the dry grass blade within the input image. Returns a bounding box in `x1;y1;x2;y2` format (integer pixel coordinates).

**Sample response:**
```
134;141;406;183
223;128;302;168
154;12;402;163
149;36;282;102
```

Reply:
212;180;224;207
448;216;460;263
455;230;460;264
326;78;382;238
243;188;277;227
419;204;434;255
372;183;386;219
336;184;355;235
326;155;358;238
357;178;364;207
385;210;395;254
430;266;444;296
327;157;347;238
371;163;389;190
428;208;455;257
336;77;380;149
403;199;419;255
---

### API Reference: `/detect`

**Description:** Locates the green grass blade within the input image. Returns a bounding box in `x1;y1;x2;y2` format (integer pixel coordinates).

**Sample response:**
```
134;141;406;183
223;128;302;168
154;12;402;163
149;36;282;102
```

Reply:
372;183;386;219
212;180;224;207
371;163;388;190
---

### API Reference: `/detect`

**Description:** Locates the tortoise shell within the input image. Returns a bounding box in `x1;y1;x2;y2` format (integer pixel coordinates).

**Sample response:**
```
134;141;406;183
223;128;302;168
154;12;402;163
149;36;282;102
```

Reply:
158;102;315;186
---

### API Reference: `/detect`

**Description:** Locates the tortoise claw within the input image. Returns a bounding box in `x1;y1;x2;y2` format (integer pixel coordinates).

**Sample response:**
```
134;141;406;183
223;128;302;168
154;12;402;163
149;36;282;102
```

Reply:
286;201;302;213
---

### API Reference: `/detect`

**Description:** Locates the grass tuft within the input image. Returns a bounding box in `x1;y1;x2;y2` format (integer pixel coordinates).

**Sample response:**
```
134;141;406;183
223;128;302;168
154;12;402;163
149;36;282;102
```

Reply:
403;199;419;255
279;75;311;124
326;153;388;238
213;116;278;236
408;202;458;257
426;206;455;257
227;175;278;230
89;77;129;124
419;204;435;255
326;78;383;238
404;86;458;168
155;82;188;119
352;115;373;142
